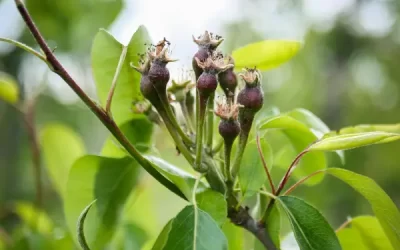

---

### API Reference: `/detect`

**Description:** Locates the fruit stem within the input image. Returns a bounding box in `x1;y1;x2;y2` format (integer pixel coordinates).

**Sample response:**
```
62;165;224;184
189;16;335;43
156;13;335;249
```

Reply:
158;108;194;164
206;92;215;150
179;100;194;133
224;141;234;181
230;119;253;180
195;92;208;172
157;89;193;146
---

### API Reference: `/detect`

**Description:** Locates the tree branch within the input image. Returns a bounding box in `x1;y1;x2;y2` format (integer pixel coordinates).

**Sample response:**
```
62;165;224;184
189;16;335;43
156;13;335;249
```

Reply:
14;0;186;201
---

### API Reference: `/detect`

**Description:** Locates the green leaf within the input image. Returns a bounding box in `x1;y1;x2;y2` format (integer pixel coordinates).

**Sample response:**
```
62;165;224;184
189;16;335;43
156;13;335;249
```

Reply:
255;204;281;250
351;216;394;250
0;72;19;104
152;220;173;250
0;38;47;65
277;196;341;250
92;26;151;125
101;118;153;157
145;156;204;200
337;228;367;250
41;124;85;196
286;108;330;135
232;40;301;71
310;132;400;151
196;189;227;225
222;222;244;250
325;124;400;136
14;202;53;234
239;140;267;198
26;0;123;51
285;108;345;163
327;168;400;249
161;205;228;250
258;115;326;185
64;155;140;249
77;200;95;250
122;223;148;250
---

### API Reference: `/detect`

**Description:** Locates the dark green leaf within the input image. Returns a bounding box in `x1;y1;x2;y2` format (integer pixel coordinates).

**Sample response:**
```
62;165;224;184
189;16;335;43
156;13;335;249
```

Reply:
41;124;85;196
196;189;227;225
310;132;400;151
92;26;151;125
64;156;140;249
232;40;302;71
239;140;267;198
77;200;95;250
327;168;400;249
258;115;326;185
162;205;228;250
0;72;19;104
152;220;173;250
278;196;341;250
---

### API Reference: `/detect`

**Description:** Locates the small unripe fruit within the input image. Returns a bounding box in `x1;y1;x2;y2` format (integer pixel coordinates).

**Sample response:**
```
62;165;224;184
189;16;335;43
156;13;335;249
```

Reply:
218;56;237;98
237;68;264;134
197;72;218;98
131;59;161;107
192;31;224;80
237;86;263;112
148;60;170;91
219;119;240;145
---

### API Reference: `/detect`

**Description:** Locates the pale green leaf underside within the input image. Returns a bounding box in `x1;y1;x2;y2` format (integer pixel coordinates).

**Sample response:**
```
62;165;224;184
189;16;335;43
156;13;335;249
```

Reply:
91;26;151;125
232;40;302;71
327;168;400;249
311;132;400;151
41;124;85;196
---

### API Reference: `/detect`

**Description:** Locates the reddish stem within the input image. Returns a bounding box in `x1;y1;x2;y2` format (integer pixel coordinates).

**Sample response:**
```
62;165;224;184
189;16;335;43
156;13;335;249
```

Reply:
256;133;275;194
283;170;324;195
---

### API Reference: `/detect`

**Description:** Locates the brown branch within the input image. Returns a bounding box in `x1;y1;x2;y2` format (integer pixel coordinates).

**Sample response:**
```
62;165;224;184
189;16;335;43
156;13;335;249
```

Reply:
228;201;277;250
14;0;186;200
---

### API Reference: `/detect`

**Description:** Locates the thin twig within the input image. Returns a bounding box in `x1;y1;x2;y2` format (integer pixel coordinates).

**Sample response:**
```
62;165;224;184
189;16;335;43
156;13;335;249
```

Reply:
23;100;42;208
256;133;275;194
206;93;215;150
275;149;309;196
105;46;128;114
335;217;352;233
14;0;186;200
284;170;324;195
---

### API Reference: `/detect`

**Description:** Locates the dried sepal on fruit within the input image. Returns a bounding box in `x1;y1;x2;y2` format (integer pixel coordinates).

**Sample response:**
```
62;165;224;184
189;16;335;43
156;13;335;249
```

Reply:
192;31;224;79
237;68;264;134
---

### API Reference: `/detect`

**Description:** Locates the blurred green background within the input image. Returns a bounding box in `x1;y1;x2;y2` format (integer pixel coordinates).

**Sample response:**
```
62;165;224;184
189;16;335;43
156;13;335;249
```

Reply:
0;0;399;249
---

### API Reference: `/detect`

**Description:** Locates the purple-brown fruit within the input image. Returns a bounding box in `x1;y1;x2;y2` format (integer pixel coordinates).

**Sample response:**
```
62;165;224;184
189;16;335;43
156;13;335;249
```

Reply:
219;119;240;145
148;60;170;91
218;56;237;97
237;69;264;134
192;31;224;80
197;72;218;98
